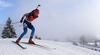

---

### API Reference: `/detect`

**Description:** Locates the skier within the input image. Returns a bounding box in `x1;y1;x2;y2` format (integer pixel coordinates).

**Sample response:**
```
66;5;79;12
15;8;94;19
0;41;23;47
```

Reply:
16;9;39;44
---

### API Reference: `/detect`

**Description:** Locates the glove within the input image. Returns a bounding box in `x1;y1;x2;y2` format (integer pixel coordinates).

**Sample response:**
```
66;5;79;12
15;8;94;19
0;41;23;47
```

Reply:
20;20;23;23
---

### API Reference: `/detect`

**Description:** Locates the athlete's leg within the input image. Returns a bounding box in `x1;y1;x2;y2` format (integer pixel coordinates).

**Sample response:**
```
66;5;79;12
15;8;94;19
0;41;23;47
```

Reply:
28;23;35;44
30;26;35;38
16;23;28;43
19;27;27;38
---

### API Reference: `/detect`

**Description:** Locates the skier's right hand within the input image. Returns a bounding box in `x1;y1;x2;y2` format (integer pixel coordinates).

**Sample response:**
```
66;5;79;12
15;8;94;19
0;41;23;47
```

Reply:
20;20;23;23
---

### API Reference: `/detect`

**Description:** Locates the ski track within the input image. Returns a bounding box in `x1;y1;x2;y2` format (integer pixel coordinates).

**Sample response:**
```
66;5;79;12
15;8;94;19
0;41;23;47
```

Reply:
0;38;100;55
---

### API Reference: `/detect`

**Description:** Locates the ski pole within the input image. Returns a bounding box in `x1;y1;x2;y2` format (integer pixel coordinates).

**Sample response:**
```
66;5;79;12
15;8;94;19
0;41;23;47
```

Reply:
12;22;20;24
0;24;5;27
19;24;23;27
0;25;3;27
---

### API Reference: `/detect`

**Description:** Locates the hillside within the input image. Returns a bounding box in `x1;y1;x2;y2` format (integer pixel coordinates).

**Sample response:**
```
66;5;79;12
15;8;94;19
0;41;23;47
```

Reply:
0;38;100;55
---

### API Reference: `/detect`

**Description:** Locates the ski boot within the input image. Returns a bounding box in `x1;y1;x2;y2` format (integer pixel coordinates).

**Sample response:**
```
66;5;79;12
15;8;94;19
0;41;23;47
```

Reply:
28;37;35;44
16;38;21;43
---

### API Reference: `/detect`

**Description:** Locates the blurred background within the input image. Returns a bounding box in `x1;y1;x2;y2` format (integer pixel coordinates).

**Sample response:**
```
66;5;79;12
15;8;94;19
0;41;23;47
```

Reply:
0;0;100;42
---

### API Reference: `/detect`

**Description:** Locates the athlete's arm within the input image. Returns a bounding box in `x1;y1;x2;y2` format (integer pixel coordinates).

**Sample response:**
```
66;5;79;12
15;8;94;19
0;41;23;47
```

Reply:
20;14;28;23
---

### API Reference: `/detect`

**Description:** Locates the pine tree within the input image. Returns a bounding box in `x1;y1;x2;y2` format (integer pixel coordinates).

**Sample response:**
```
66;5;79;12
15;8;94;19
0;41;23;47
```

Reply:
1;17;17;38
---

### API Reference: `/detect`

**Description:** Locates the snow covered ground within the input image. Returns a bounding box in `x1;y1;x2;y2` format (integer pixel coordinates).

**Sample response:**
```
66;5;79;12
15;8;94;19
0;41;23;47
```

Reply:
0;38;100;55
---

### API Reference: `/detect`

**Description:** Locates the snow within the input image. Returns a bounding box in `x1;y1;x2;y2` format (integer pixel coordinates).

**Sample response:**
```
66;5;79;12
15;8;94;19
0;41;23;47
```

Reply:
0;38;100;55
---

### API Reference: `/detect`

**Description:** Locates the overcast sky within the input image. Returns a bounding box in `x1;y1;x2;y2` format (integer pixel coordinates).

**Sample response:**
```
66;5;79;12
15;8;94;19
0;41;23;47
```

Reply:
0;0;100;41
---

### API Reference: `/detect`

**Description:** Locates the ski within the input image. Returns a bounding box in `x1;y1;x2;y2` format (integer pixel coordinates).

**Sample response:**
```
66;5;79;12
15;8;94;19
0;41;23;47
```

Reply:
21;42;56;50
12;41;27;49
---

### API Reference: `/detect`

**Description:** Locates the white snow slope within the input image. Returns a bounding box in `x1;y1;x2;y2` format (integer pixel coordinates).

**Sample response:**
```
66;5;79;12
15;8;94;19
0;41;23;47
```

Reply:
0;38;100;55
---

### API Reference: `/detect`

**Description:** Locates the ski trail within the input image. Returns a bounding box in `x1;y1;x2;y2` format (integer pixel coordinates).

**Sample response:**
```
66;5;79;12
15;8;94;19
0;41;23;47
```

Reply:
20;42;55;55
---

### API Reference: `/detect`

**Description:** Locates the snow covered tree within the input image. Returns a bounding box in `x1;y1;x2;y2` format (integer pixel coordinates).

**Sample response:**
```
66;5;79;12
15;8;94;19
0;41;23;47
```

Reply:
1;17;17;38
79;35;87;47
72;41;78;46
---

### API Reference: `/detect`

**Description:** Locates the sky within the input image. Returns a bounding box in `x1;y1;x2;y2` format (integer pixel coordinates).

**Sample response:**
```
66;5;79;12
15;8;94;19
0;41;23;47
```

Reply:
0;0;100;41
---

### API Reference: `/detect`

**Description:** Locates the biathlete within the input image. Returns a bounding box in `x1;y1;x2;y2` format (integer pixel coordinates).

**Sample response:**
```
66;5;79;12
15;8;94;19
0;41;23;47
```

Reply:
16;9;39;44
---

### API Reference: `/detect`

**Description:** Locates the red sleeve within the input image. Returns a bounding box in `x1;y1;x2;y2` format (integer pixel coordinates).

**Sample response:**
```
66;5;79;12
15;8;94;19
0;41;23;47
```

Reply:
20;14;28;21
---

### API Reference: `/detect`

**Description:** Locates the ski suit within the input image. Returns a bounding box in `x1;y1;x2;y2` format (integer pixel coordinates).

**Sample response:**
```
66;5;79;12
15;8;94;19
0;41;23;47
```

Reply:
19;11;39;39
